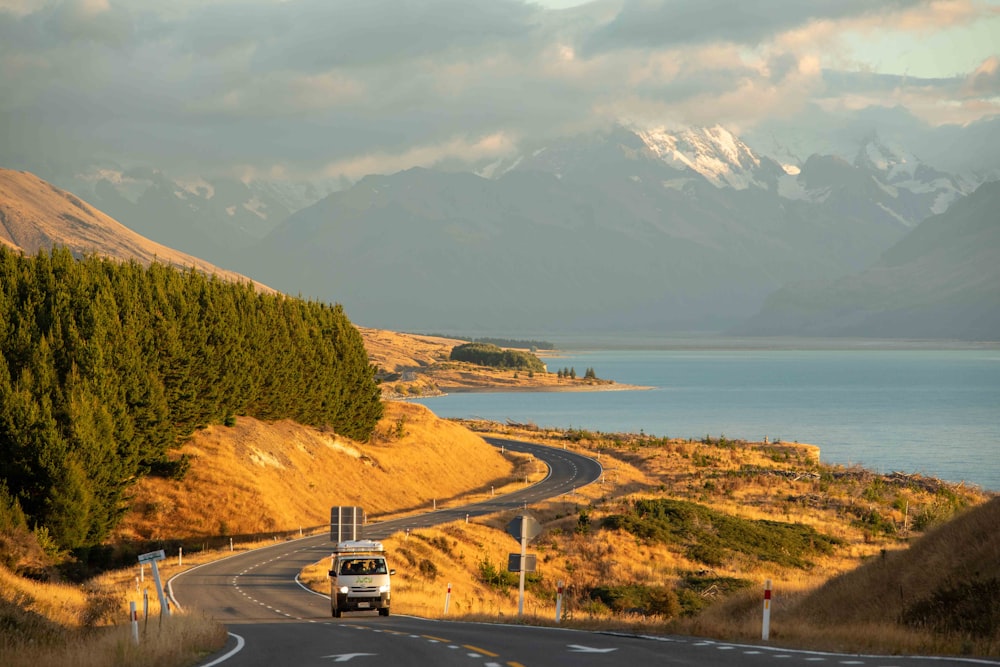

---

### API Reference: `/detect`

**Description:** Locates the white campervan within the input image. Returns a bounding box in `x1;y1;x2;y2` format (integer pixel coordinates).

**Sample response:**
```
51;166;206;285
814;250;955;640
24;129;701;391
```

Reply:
329;540;395;617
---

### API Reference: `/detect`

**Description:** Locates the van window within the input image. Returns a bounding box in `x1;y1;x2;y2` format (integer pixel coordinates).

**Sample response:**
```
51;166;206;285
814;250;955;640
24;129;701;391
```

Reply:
340;558;387;575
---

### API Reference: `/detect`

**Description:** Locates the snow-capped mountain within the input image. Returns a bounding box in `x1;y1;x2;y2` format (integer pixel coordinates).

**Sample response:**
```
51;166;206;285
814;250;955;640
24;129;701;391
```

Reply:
635;125;787;190
482;123;971;230
853;134;972;216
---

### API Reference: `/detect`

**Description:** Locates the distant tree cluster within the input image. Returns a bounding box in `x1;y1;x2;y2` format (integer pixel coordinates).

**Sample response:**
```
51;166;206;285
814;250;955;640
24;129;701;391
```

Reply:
470;337;555;351
556;367;597;380
449;343;546;372
0;247;382;552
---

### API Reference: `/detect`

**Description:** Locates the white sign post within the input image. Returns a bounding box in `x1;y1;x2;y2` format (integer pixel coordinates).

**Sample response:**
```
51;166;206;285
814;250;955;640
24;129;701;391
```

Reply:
138;550;170;618
506;515;542;617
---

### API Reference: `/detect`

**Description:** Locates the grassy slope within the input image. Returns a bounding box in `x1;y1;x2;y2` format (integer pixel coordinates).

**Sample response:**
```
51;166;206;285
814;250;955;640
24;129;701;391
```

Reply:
4;402;996;661
115;401;518;541
1;402;524;667
301;420;996;657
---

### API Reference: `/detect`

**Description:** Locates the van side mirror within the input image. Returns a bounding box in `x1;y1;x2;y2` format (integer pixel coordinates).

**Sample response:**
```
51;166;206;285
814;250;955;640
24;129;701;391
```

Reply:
328;570;335;577
389;569;396;576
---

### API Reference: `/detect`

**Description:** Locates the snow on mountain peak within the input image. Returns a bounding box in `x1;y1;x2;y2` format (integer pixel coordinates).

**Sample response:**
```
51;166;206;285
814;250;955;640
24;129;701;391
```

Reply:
635;125;765;189
855;134;919;179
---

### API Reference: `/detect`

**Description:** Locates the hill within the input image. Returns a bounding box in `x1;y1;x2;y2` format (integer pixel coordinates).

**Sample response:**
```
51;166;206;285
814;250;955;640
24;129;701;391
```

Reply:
295;420;995;657
0;168;269;290
790;496;1000;644
113;402;520;543
736;180;1000;340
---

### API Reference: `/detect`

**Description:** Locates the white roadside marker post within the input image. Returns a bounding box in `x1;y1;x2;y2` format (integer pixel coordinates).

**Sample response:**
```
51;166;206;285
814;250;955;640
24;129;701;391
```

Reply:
444;582;452;615
555;581;564;623
762;579;772;640
130;601;139;644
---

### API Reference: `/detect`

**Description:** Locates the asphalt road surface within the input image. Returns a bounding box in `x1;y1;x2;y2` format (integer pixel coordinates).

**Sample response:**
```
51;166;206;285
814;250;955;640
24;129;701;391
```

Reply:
170;438;997;667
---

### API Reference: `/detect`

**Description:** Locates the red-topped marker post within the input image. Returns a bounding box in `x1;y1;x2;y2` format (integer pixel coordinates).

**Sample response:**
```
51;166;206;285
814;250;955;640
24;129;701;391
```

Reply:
762;579;772;640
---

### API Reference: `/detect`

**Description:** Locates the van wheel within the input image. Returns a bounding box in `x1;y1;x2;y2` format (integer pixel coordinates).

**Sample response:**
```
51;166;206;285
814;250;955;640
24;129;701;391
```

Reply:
379;608;389;617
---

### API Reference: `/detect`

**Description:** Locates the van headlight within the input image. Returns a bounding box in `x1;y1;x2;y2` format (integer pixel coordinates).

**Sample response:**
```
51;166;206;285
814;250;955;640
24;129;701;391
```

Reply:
379;584;390;594
339;586;349;594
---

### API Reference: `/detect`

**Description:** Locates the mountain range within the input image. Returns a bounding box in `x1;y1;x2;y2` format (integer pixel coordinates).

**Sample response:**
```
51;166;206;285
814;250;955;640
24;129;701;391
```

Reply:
734;180;1000;340
4;117;999;340
234;123;991;336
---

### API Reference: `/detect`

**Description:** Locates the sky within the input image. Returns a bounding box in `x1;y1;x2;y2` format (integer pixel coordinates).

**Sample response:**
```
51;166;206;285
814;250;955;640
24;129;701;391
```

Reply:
1;0;998;183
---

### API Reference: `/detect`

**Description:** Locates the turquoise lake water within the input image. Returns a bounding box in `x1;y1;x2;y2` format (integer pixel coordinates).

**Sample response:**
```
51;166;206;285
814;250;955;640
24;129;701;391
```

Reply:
413;348;1000;491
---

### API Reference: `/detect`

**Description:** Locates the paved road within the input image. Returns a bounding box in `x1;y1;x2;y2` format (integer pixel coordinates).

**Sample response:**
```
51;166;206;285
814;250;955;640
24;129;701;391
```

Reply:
170;438;997;667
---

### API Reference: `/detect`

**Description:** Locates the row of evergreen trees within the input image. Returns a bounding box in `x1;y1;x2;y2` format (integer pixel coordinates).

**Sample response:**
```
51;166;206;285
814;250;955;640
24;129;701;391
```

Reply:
0;247;382;552
449;342;547;372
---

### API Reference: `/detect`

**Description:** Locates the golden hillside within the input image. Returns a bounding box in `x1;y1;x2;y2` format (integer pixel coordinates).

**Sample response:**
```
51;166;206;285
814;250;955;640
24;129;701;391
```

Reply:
114;402;521;542
298;421;994;656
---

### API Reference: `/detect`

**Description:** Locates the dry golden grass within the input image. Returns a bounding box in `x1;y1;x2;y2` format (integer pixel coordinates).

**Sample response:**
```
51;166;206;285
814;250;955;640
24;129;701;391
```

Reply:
298;419;996;657
7;399;995;663
3;402;528;667
116;402;516;541
0;564;225;667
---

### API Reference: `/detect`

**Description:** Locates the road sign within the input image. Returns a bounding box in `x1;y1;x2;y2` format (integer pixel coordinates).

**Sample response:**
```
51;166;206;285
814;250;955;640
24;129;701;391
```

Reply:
331;506;365;543
137;549;165;563
506;515;542;542
137;549;170;618
507;553;537;573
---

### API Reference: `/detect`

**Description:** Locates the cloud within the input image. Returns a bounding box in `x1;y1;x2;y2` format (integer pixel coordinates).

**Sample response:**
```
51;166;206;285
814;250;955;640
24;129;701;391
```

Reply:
0;0;997;183
966;55;1000;96
580;0;925;54
320;132;517;181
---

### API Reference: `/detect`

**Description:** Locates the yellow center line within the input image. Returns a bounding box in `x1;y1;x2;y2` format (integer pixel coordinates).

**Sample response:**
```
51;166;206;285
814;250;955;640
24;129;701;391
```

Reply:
463;644;499;657
421;634;452;643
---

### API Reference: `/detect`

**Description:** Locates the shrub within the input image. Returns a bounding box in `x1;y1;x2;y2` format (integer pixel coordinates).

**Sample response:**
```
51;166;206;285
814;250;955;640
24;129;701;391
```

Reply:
587;584;680;618
602;498;843;569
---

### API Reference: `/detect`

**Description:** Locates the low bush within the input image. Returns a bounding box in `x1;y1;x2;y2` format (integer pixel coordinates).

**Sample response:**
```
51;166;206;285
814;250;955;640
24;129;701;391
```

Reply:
602;498;842;569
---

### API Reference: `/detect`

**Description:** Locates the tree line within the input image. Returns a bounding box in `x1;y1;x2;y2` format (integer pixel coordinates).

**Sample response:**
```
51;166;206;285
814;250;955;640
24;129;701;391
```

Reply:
449;343;547;372
0;247;382;553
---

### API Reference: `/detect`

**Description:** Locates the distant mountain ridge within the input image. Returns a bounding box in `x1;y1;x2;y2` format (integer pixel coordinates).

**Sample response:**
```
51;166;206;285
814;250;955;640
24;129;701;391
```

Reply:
7;115;998;340
244;126;919;333
734;180;1000;340
0;168;268;290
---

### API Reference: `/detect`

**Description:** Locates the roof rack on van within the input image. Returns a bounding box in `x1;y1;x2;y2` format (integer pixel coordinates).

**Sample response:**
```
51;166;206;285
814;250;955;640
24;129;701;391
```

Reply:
333;539;384;554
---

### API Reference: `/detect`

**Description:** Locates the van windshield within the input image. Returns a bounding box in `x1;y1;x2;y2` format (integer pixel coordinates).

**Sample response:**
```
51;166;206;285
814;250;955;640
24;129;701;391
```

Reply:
340;558;387;575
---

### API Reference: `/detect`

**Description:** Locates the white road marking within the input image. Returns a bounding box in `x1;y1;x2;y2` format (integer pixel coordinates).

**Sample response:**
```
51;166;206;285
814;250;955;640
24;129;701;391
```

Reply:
568;644;617;653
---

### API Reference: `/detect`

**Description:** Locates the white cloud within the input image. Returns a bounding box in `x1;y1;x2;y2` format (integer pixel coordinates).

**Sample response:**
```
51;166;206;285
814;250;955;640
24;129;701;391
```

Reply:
321;132;517;181
1;0;997;181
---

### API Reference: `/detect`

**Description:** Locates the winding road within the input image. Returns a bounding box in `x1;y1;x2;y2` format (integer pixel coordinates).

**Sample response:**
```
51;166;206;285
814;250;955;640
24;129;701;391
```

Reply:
170;437;996;667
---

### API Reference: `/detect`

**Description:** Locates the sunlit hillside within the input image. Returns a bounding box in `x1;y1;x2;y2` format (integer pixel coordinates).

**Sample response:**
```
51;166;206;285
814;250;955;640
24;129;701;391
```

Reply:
0;168;269;290
301;420;995;657
114;402;520;542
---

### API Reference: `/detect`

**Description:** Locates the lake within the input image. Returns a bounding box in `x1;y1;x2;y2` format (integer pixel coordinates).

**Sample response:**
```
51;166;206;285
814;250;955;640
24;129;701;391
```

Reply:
414;347;1000;491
